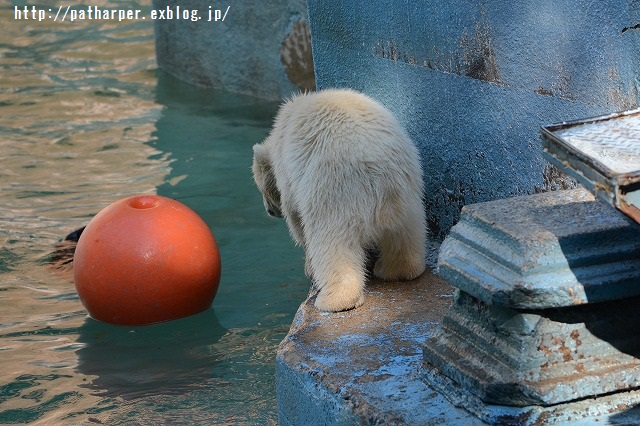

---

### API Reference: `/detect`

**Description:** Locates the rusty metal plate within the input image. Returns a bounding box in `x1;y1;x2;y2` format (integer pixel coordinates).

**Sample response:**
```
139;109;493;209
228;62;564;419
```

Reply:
541;109;640;224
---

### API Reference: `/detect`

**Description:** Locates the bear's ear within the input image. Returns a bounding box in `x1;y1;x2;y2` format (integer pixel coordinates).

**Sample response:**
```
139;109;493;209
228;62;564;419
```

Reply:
253;144;270;170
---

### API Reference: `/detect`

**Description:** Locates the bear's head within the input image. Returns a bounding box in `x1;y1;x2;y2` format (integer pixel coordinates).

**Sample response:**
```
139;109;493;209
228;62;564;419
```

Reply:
252;144;283;218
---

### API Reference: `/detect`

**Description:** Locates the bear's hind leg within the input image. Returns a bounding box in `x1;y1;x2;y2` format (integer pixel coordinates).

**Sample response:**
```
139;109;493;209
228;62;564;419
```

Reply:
373;209;426;281
307;235;367;312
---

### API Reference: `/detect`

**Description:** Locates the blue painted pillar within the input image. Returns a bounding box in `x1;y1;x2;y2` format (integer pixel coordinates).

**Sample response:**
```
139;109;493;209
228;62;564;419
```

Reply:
306;0;640;240
153;0;313;100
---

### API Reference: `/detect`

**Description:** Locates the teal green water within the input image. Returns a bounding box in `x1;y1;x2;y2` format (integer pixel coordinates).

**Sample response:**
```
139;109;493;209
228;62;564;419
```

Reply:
0;1;307;424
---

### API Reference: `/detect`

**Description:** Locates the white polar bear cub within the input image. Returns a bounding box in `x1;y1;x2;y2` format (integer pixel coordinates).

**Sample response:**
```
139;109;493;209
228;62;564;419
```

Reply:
252;89;426;312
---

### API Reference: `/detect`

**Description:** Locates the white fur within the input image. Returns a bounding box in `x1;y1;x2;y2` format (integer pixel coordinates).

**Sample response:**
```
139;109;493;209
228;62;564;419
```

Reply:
252;89;426;312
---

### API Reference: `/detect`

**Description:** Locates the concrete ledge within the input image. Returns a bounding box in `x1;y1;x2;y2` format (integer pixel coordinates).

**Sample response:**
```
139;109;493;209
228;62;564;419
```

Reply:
275;271;479;425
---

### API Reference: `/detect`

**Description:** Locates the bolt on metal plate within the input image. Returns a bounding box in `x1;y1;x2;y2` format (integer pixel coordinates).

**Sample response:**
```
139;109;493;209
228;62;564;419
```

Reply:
541;109;640;225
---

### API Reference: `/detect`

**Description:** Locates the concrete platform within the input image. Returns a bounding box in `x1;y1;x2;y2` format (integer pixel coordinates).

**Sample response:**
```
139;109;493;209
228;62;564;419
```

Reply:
275;270;481;425
276;270;640;425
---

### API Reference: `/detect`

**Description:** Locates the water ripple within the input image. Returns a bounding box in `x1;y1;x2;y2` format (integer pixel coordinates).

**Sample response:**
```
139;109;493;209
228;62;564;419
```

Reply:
0;1;308;424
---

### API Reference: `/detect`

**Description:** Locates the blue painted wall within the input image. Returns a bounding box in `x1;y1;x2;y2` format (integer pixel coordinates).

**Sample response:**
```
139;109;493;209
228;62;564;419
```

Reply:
307;0;639;241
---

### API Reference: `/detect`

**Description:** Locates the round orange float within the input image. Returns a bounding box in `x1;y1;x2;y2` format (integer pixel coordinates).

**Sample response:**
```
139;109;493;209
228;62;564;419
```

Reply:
73;195;221;326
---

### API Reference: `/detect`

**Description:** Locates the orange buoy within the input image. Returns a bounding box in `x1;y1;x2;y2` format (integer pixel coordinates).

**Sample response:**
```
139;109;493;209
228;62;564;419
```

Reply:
73;195;221;326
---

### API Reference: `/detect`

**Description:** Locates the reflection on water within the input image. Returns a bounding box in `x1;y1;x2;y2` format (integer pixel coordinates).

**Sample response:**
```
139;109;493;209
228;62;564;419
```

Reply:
0;1;307;424
76;310;227;401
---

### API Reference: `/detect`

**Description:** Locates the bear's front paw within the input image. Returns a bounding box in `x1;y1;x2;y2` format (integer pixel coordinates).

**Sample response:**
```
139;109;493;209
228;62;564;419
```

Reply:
314;286;364;312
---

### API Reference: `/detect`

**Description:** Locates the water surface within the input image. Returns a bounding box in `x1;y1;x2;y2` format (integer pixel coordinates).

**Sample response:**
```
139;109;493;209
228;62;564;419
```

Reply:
0;1;307;423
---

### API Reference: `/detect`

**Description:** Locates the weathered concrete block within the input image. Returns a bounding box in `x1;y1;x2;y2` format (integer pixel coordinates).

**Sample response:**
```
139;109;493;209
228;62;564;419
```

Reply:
424;290;640;407
421;362;640;425
438;188;640;309
424;189;640;423
152;0;314;100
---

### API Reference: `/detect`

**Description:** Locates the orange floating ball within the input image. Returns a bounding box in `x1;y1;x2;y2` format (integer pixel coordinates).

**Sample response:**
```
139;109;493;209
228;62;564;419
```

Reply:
73;195;221;326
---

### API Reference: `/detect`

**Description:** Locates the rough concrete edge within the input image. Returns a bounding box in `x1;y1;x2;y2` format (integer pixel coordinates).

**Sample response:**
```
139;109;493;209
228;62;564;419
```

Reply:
274;273;480;425
275;351;362;426
275;291;391;426
421;362;640;425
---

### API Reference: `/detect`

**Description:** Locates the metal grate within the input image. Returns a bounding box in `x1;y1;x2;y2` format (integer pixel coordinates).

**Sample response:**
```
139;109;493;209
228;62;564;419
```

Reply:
541;109;640;224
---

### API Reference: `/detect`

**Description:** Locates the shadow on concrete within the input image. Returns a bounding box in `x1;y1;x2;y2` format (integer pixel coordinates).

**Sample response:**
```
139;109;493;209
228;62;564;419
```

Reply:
541;294;640;359
608;404;640;425
552;200;640;422
547;199;640;358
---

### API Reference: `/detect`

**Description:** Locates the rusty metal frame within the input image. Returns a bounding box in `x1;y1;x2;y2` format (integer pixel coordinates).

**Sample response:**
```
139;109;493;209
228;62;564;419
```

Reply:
541;108;640;225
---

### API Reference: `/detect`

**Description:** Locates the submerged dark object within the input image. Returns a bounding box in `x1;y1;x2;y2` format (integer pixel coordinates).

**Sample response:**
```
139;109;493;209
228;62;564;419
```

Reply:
65;226;86;242
47;226;86;274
